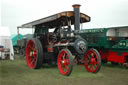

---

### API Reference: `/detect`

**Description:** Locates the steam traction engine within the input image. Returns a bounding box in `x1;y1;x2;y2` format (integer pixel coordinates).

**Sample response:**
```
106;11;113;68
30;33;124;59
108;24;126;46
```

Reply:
18;5;101;76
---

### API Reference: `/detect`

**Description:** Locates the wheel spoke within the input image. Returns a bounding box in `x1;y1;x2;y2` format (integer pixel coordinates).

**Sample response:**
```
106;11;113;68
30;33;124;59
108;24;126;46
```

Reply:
65;65;69;72
95;61;98;64
28;56;32;61
66;59;69;65
33;50;37;57
34;54;37;59
92;65;95;70
94;64;97;69
30;58;36;65
89;58;91;61
62;53;65;60
88;54;92;58
28;45;33;50
33;53;37;58
90;65;93;70
94;57;97;60
32;43;35;49
61;64;65;70
33;47;36;51
33;47;36;52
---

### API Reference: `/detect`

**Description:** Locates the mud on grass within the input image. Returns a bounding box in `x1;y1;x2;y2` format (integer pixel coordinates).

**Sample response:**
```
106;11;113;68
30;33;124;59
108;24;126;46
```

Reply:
0;55;128;85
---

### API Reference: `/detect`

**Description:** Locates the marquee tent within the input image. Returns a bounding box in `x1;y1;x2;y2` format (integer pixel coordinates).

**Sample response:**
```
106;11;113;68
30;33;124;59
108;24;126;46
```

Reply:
0;27;14;60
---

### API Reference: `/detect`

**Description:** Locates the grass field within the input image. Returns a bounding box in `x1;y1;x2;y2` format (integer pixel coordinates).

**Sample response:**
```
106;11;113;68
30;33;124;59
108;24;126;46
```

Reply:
0;55;128;85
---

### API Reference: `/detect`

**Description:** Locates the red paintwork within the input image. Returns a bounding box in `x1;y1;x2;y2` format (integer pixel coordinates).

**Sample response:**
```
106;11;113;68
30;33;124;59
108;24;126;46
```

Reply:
99;50;128;63
58;50;70;75
84;49;99;73
54;40;69;45
48;47;53;52
99;50;109;61
26;40;37;69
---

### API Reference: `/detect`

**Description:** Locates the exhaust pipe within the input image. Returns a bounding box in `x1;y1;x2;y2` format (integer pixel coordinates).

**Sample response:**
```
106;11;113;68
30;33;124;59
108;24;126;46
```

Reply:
72;4;81;31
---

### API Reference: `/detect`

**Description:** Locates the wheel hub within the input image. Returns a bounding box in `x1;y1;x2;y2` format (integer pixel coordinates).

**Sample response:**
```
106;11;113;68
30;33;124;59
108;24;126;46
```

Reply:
61;60;68;66
30;51;34;56
74;38;88;54
62;60;65;64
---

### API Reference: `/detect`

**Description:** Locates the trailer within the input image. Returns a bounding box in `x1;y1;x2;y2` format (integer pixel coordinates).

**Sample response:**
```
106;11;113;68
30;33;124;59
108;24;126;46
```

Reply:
80;26;128;67
17;4;101;76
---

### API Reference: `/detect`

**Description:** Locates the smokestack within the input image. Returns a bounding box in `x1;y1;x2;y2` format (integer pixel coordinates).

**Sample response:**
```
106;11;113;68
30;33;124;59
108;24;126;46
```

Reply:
72;4;81;31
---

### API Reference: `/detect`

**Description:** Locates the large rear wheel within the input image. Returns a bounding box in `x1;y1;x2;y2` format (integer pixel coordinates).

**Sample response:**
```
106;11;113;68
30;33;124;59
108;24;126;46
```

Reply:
58;49;73;76
26;38;43;69
84;48;101;73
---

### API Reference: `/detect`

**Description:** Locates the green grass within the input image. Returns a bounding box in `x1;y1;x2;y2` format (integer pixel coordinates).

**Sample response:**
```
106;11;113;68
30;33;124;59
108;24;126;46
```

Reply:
0;55;128;85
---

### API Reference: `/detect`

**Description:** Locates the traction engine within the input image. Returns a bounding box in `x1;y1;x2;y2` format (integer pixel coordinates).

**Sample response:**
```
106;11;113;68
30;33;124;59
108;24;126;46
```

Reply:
18;4;102;76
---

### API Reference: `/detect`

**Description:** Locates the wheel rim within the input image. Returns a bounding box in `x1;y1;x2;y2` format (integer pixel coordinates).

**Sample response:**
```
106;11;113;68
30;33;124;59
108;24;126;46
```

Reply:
84;49;99;72
58;50;70;75
26;40;37;69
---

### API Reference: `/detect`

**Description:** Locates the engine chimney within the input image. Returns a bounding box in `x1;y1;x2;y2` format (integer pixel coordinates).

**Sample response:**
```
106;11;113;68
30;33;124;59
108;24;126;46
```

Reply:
72;4;81;31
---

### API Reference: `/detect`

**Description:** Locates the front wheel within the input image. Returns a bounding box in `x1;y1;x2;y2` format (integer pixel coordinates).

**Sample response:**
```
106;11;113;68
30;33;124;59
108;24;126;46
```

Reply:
84;48;101;73
57;49;73;76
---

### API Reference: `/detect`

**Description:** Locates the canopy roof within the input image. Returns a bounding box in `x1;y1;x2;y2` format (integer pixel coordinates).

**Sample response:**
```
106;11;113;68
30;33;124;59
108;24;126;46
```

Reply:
11;34;24;46
19;11;90;28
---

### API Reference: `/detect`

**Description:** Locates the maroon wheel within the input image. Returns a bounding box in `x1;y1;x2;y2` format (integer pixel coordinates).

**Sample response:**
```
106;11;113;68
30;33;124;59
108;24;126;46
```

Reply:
26;38;43;69
58;49;73;76
84;48;101;73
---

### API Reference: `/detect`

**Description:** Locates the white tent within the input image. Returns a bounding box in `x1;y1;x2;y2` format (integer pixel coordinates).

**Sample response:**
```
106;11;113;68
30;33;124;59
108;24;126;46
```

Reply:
0;27;14;60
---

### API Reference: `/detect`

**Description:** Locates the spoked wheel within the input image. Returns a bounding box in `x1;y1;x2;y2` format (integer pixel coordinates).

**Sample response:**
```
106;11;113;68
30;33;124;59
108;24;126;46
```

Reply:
84;48;101;73
58;49;73;76
26;38;43;69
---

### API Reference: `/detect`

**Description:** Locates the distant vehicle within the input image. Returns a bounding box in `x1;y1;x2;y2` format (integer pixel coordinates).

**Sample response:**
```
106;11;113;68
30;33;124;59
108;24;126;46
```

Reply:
80;26;128;67
11;34;24;54
17;4;101;76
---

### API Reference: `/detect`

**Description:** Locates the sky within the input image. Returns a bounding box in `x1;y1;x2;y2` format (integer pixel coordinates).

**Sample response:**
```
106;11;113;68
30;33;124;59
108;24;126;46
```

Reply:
1;0;128;35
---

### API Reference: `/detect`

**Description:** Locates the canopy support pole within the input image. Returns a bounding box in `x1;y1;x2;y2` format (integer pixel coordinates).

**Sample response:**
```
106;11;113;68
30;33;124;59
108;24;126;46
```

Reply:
17;27;19;40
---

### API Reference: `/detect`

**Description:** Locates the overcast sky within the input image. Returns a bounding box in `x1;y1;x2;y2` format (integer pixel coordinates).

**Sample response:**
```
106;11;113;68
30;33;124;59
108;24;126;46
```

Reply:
1;0;128;35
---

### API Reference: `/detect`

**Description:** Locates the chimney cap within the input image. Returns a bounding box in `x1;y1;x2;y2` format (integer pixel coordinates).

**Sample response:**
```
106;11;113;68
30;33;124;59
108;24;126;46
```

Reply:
72;4;81;8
